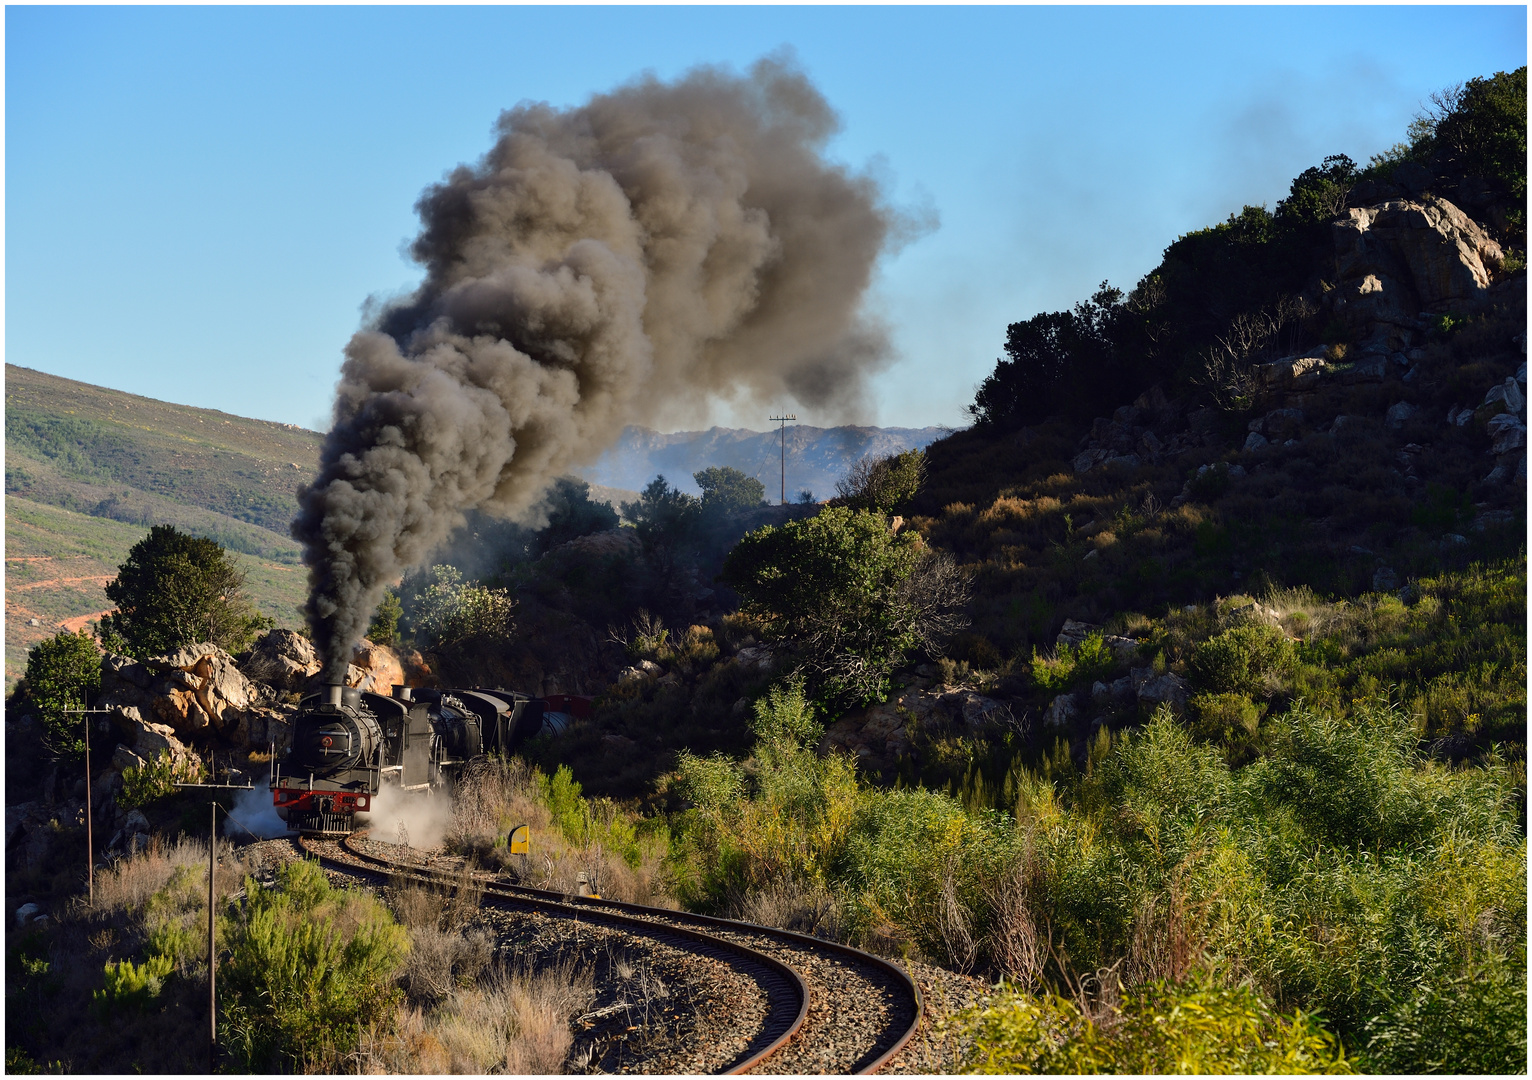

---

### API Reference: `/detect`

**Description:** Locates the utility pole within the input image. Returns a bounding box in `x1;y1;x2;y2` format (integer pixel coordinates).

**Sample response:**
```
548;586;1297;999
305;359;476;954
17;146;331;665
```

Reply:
63;707;116;906
769;414;796;505
175;767;254;1071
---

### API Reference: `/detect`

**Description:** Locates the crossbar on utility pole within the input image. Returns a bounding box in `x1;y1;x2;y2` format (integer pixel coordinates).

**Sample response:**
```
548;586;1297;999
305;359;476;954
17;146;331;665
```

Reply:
769;415;796;505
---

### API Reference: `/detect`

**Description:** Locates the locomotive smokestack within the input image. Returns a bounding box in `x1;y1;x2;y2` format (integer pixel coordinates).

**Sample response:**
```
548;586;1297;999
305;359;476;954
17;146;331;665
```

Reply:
325;684;344;707
293;54;912;680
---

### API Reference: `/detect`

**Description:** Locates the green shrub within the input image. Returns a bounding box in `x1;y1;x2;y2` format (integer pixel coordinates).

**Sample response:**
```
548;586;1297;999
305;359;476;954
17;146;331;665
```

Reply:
120;754;206;810
949;978;1353;1074
535;764;641;868
1361;957;1527;1074
1030;632;1119;694
412;565;517;649
723;506;967;708
93;953;174;1015
1188;691;1263;743
1188;622;1294;696
220;859;408;1072
18;629;101;761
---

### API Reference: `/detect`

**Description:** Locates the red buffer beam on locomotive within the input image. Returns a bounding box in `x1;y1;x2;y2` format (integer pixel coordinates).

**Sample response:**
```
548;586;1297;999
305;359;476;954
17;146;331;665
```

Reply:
272;683;549;835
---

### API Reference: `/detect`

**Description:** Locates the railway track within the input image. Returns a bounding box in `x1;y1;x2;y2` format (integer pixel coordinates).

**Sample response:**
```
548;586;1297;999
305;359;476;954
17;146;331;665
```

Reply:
296;832;923;1074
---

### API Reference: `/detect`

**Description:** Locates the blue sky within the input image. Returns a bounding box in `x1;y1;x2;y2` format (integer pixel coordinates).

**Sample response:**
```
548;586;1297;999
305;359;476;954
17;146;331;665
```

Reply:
6;6;1525;433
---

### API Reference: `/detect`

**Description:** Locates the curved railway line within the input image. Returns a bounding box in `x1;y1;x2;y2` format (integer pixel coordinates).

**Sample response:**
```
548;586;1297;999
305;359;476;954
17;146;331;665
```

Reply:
295;832;923;1074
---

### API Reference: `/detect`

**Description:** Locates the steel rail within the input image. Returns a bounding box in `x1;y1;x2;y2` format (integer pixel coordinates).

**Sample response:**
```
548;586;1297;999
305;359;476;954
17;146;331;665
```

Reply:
299;835;809;1075
338;833;923;1074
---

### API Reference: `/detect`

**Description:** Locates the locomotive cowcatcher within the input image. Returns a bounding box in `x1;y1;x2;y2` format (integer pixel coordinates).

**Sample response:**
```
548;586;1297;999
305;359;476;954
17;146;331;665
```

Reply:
272;683;547;835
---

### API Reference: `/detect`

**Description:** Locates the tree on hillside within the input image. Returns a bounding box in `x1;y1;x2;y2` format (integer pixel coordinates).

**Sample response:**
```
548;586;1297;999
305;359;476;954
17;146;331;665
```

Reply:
722;506;970;707
622;476;703;603
1413;68;1528;204
411;565;517;650
968;284;1131;428
695;466;766;516
834;448;926;514
366;588;403;646
536;476;620;554
18;629;101;761
100;525;271;658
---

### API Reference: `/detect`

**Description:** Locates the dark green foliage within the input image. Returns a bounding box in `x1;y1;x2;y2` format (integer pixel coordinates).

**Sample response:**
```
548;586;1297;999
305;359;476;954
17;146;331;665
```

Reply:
694;466;766;515
18;629;101;760
833;448;926;514
1276;154;1359;226
220;859;408;1072
1186;622;1295;696
622;476;703;603
969;284;1129;428
100;525;271;658
1417;68;1528;203
366;588;402;646
723;506;966;707
536;476;620;552
1362;958;1527;1074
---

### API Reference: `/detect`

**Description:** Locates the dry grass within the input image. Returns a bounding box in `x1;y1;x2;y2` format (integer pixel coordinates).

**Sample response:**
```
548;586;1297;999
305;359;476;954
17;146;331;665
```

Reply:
731;876;844;940
85;832;261;918
985;847;1046;991
400;924;495;1006
365;959;594;1074
446;757;676;908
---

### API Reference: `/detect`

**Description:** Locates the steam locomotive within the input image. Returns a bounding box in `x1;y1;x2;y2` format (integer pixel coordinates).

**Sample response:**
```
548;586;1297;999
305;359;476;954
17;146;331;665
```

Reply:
271;683;556;835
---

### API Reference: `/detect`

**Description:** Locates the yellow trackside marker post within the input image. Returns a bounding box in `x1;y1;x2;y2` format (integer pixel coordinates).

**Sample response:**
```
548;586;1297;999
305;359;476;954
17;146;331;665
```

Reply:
508;824;530;854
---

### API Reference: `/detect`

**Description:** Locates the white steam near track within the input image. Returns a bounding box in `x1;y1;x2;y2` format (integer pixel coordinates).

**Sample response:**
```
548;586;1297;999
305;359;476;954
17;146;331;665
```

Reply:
226;785;291;840
357;784;456;851
294;56;905;679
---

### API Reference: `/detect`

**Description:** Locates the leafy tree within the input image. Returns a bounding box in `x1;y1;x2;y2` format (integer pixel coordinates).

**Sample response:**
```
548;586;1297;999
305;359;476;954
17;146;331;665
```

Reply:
1413;68;1528;203
622;476;703;601
19;629;101;760
100;525;271;658
411;565;517;650
834;448;926;513
536;476;619;553
722;506;970;707
694;466;766;515
365;588;402;646
1277;154;1359;225
968;284;1128;428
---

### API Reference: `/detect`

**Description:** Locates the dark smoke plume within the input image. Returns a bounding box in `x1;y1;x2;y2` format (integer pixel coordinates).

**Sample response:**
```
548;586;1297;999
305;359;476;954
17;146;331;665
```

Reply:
294;57;902;680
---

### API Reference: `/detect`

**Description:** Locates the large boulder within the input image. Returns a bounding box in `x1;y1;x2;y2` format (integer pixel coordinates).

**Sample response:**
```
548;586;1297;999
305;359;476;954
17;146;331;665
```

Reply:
1133;671;1189;714
346;640;405;694
145;645;253;734
107;707;195;768
1256;351;1328;391
1331;197;1504;323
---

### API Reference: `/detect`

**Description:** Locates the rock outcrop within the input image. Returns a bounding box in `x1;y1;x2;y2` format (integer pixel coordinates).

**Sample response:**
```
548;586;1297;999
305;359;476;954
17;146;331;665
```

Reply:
346;640;406;694
239;629;321;692
1332;197;1503;321
820;682;1012;771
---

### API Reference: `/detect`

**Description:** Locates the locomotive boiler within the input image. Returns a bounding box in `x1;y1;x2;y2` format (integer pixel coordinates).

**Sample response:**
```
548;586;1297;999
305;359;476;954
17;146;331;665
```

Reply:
272;683;547;835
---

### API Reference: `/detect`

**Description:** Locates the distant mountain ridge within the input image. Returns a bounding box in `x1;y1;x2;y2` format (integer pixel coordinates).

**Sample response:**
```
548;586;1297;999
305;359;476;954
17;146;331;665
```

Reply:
578;423;951;501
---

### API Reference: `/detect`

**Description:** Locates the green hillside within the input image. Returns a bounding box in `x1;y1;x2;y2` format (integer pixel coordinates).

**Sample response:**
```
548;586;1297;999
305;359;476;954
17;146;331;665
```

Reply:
4;365;319;685
4;495;308;687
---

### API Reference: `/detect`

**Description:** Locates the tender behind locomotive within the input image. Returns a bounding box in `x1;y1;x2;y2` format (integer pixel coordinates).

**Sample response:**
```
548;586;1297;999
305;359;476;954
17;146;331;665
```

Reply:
273;683;547;835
